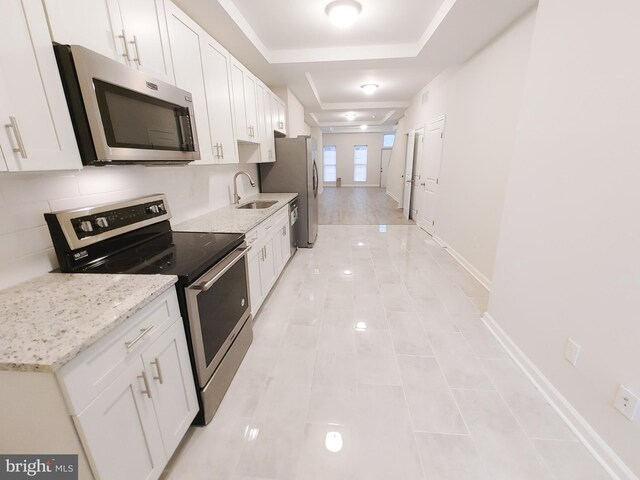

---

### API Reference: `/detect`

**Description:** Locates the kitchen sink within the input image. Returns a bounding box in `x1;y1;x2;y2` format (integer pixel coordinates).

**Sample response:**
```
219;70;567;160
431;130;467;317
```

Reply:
237;200;278;209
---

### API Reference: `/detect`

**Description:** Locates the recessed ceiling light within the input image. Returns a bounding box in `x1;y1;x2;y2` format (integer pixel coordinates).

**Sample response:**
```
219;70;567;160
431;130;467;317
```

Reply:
360;83;379;95
360;125;368;130
344;112;356;121
325;0;362;28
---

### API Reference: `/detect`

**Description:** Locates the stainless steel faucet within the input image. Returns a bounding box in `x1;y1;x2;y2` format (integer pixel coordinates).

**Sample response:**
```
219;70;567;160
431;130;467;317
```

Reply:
233;171;256;204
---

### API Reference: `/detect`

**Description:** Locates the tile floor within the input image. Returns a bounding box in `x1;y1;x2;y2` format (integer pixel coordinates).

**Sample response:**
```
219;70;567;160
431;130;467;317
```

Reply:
162;224;611;480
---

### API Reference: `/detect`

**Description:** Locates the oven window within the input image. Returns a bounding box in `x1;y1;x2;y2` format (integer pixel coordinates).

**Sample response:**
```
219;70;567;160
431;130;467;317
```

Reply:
197;259;249;367
93;79;193;151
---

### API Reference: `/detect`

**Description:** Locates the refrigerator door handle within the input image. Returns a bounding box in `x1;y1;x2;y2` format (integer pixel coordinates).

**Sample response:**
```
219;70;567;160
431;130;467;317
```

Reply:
312;161;319;198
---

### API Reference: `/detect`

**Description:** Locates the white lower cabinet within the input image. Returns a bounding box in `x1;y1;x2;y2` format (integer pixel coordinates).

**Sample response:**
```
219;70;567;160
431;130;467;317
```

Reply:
60;288;198;480
75;358;166;480
246;206;292;316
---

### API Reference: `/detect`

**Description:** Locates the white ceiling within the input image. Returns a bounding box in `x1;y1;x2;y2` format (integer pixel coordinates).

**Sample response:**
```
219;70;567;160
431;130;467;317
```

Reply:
174;0;538;133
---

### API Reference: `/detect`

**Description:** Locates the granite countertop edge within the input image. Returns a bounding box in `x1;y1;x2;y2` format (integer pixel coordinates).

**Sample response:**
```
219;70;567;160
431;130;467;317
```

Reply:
0;274;178;374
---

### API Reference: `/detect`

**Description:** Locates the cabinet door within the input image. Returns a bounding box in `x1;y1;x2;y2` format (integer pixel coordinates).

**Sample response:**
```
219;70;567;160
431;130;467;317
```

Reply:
75;358;166;480
257;84;275;163
247;246;262;316
43;0;126;63
279;219;291;272
117;0;174;83
243;73;258;141
230;59;249;142
201;34;238;164
259;237;276;294
0;0;81;172
143;319;198;457
166;3;213;163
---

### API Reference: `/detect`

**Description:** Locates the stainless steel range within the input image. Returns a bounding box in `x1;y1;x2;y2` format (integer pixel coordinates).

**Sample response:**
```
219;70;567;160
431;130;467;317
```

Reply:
45;194;252;425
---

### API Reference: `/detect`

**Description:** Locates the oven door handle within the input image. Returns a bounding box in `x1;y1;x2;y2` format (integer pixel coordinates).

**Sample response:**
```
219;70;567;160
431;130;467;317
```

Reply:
191;245;248;293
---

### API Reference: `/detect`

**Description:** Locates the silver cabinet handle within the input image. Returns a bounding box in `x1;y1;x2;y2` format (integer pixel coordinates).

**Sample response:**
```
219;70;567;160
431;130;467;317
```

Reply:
420;182;426;186
138;371;152;398
151;358;164;384
125;325;154;349
130;35;142;65
118;30;132;61
5;117;27;159
220;143;224;159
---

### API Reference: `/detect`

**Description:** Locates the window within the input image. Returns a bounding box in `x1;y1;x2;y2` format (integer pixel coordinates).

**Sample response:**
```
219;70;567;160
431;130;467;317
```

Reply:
354;145;367;182
323;145;337;182
383;133;396;147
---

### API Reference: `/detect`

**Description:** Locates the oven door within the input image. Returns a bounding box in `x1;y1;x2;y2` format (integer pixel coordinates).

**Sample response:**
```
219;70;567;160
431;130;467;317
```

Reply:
185;245;251;388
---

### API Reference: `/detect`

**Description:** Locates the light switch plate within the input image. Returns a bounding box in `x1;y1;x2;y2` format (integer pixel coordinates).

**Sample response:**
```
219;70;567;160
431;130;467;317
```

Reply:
614;385;639;421
564;338;581;366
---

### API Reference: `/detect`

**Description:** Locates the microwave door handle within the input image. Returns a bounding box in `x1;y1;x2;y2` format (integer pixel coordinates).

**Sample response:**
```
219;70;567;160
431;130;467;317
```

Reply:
177;111;194;151
191;246;248;292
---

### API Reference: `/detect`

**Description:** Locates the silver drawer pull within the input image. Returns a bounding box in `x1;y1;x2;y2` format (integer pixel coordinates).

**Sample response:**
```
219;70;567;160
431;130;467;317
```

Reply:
118;30;132;61
138;371;152;398
151;358;164;384
125;325;154;349
5;117;27;159
130;35;142;65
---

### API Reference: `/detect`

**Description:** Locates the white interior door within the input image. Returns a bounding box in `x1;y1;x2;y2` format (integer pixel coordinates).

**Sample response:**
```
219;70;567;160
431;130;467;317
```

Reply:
380;148;391;188
410;129;424;219
401;131;416;219
418;117;445;235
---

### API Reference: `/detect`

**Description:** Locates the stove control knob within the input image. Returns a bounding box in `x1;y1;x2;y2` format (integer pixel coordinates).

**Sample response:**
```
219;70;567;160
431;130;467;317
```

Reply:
95;217;109;228
148;205;160;214
79;221;93;233
157;203;165;212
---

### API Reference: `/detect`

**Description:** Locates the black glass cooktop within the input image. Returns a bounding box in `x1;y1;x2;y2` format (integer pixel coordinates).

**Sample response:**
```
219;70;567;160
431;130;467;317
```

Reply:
81;231;244;284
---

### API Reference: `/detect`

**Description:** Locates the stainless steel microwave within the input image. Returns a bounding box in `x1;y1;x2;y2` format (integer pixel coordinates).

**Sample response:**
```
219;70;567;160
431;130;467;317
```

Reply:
54;44;200;165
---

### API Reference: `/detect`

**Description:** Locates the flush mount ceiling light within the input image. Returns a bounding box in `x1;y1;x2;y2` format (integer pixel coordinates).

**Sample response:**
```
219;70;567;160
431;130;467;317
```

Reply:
360;125;368;130
325;0;362;28
360;83;379;95
344;112;357;121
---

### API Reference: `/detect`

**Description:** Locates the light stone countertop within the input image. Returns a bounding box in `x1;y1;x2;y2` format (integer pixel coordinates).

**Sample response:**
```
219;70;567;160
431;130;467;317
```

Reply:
175;192;298;234
0;273;177;373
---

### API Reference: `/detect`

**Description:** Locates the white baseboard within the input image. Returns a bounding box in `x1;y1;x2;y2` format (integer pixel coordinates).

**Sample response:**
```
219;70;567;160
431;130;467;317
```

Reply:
482;313;638;480
386;190;399;204
433;235;491;290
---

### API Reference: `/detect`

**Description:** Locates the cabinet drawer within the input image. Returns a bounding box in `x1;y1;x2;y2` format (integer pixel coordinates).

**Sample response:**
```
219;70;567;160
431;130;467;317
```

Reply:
273;206;289;225
258;217;273;239
245;227;259;247
59;288;181;415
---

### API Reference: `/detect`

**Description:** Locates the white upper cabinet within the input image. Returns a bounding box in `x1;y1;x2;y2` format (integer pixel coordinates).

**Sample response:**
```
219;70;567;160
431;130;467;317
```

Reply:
165;3;213;164
201;34;238;164
43;0;174;84
0;0;81;172
273;96;286;135
257;82;275;163
231;58;259;143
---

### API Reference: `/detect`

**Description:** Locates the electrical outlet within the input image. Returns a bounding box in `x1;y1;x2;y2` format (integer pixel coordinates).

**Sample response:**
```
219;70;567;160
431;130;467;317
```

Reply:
614;385;639;421
564;338;581;366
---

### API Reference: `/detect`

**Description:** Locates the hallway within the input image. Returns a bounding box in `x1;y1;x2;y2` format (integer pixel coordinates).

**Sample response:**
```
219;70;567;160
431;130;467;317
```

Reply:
319;187;414;225
163;220;611;479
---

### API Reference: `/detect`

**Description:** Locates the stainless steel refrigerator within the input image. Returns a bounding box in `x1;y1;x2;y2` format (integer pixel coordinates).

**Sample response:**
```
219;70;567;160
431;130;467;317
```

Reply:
259;136;318;248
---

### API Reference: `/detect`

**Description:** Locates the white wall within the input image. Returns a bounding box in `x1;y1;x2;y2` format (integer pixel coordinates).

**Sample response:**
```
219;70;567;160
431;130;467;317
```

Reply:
322;132;384;187
386;9;536;285
0;163;258;290
488;0;640;477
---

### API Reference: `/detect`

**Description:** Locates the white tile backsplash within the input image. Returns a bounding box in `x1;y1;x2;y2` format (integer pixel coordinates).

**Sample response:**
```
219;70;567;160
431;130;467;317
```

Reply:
0;162;258;289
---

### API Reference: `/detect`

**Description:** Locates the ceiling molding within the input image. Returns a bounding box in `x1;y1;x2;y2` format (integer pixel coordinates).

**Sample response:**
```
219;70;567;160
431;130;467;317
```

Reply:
321;101;409;110
308;112;321;127
304;72;323;107
217;0;457;65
